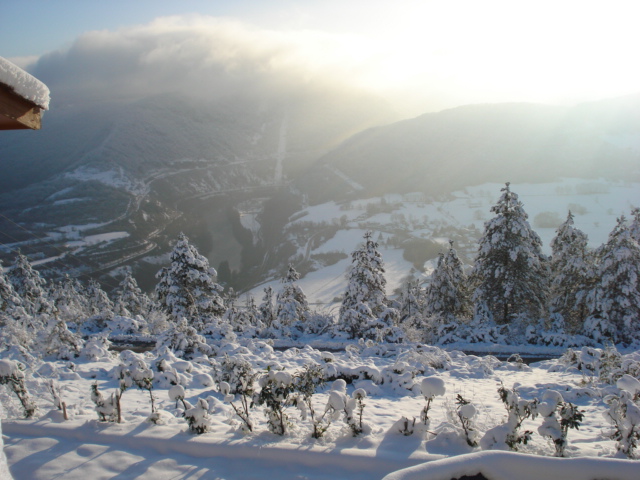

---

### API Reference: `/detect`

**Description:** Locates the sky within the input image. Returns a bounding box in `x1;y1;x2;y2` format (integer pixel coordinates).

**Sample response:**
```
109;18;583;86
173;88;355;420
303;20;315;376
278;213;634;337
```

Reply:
2;0;640;116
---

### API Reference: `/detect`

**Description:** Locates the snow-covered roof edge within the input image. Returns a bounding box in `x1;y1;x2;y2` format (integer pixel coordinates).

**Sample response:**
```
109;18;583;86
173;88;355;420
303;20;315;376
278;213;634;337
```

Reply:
0;56;50;110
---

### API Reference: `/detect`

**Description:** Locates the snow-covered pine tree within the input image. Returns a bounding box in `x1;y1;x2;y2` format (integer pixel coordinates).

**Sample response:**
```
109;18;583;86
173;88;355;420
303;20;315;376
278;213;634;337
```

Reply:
259;286;276;329
470;183;550;325
424;241;471;322
275;264;309;328
549;211;595;332
397;278;424;331
0;261;33;351
113;271;151;317
155;233;225;327
0;260;22;315
233;295;261;334
339;231;389;339
42;316;84;359
49;274;88;328
84;279;114;317
8;253;52;315
588;216;640;343
629;207;640;243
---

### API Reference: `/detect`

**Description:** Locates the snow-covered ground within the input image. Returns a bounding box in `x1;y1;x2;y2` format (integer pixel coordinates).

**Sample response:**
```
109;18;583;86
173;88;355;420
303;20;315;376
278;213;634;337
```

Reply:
2;343;640;479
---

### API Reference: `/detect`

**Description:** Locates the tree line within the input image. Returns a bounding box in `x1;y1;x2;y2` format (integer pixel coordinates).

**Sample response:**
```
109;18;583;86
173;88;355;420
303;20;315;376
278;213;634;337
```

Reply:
1;183;639;356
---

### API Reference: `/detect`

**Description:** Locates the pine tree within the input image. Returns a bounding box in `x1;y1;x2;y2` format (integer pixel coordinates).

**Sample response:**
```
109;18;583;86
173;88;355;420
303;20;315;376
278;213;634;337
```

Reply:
629;207;640;243
588;217;640;343
84;279;114;317
0;260;22;315
49;275;88;327
471;183;550;325
549;212;594;332
339;231;390;339
424;241;471;322
0;261;33;351
275;265;309;328
155;233;225;325
113;272;151;317
8;253;52;315
398;278;424;329
259;286;276;329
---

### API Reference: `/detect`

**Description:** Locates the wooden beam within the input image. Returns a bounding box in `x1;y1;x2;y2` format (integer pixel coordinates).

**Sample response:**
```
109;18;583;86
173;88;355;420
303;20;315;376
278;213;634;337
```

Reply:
0;83;43;130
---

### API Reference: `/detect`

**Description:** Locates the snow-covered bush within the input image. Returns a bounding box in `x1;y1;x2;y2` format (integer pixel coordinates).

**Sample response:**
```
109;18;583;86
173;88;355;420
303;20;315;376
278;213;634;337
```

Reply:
323;380;369;437
184;398;211;434
152;348;186;388
293;363;328;438
106;315;147;336
217;356;257;433
345;388;368;436
603;374;640;458
0;359;37;418
155;318;212;359
481;384;537;451
420;376;446;428
256;369;297;435
558;345;624;384
454;394;479;447
114;351;156;416
302;311;336;336
41;317;83;360
46;379;68;420
168;384;188;410
537;390;584;457
81;333;112;361
90;382;118;422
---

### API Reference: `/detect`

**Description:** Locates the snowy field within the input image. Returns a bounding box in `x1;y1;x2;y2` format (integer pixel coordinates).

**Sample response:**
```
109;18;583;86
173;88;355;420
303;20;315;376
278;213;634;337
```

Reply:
2;343;640;479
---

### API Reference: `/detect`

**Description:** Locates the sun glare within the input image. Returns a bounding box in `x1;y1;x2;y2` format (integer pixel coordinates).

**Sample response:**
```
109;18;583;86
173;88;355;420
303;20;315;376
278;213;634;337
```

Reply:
323;0;640;109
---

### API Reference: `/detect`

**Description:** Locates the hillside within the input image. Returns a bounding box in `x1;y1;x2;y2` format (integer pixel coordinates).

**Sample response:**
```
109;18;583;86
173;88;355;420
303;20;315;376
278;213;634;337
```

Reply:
298;96;640;203
1;93;638;293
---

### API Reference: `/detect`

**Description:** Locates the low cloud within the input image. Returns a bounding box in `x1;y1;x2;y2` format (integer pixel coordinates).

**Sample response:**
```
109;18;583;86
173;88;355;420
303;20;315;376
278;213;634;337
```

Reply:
29;16;381;108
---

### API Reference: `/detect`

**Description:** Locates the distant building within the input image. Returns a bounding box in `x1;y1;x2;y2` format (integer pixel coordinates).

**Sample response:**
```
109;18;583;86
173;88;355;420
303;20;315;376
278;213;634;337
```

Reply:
0;57;50;130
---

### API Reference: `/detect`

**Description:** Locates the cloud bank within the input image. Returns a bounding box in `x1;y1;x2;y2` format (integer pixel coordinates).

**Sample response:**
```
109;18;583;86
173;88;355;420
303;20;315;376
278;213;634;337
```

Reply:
25;2;640;116
29;16;383;109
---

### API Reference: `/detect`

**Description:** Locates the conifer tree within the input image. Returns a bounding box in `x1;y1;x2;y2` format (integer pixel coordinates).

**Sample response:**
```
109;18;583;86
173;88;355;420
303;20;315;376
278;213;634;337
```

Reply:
155;233;225;325
259;286;276;329
8;253;52;315
276;265;309;327
113;272;151;317
398;279;424;329
0;262;33;351
549;212;594;332
0;260;22;315
470;183;549;325
424;241;471;322
588;216;640;342
49;275;88;327
339;231;391;339
629;207;640;243
84;279;114;317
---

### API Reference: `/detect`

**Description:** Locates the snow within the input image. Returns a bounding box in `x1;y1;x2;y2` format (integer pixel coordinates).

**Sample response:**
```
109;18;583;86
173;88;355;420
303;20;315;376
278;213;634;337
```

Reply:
2;345;640;479
65;231;130;248
0;56;50;109
382;451;640;480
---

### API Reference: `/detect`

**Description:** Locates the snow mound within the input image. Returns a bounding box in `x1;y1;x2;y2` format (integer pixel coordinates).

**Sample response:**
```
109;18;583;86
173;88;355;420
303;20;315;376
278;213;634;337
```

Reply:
383;451;640;480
